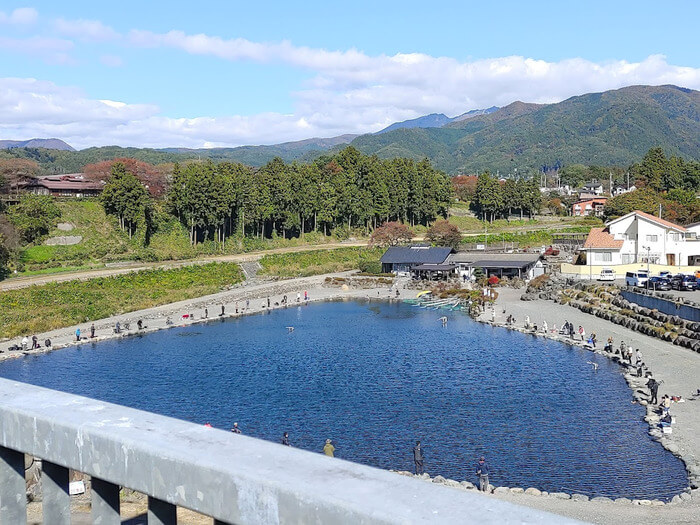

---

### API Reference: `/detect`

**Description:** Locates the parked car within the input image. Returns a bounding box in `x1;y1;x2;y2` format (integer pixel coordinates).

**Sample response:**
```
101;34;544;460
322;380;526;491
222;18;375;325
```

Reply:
644;277;671;291
670;274;698;291
625;270;650;287
598;268;616;281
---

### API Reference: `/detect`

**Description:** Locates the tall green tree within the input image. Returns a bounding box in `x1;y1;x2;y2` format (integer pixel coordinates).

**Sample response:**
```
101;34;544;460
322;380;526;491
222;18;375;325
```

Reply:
7;194;61;243
100;162;151;239
472;171;502;222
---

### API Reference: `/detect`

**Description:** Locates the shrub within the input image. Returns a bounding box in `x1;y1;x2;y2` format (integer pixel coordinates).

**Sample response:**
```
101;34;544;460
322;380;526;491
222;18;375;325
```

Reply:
358;259;383;274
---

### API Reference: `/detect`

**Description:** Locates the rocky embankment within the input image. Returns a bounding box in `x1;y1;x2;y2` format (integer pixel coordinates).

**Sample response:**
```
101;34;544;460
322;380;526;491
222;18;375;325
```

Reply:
521;276;700;353
390;470;694;506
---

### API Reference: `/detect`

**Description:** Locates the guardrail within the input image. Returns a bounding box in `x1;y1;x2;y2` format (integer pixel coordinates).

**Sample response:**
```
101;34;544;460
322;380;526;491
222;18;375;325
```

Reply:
621;290;700;322
0;378;579;524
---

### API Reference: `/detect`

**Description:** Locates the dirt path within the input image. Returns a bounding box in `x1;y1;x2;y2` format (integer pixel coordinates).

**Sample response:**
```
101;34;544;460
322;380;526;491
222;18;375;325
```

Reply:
0;241;366;291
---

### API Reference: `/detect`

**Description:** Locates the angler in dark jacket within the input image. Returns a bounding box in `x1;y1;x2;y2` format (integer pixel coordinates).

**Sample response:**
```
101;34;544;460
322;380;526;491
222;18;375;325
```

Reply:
413;441;424;475
476;457;490;492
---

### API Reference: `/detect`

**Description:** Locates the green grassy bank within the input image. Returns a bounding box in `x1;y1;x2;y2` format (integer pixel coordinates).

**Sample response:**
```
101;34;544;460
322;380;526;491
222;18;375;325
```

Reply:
0;262;243;339
259;247;383;278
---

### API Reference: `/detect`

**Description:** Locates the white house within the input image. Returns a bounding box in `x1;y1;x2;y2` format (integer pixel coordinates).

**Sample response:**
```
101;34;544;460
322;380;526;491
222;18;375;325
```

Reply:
581;181;604;196
612;185;636;197
583;210;700;267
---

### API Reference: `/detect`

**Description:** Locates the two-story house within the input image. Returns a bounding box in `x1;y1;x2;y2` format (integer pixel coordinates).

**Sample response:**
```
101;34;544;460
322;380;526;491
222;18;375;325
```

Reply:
583;210;700;267
580;181;604;196
572;197;608;217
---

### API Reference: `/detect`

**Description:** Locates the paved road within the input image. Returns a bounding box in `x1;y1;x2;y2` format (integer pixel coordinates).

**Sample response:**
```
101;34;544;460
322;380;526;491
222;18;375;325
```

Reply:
0;241;366;291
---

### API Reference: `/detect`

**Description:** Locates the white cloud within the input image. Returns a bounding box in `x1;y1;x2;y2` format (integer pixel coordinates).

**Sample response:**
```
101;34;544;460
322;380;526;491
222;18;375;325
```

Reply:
0;7;38;25
54;17;120;42
122;29;700;117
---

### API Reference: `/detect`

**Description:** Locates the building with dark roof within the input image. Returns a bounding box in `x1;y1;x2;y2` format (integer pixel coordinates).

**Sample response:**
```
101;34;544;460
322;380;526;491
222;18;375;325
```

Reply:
380;246;453;274
448;252;544;279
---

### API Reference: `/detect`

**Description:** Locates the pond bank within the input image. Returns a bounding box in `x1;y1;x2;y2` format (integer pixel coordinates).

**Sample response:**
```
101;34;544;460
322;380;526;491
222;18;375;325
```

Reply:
3;276;700;523
477;287;700;524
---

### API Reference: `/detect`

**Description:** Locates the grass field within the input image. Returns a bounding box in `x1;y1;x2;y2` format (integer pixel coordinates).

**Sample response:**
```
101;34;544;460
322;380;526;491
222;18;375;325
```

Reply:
0;262;243;339
258;247;383;278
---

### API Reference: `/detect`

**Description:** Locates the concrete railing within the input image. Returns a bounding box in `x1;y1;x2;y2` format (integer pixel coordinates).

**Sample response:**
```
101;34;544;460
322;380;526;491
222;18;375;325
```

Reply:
0;378;580;524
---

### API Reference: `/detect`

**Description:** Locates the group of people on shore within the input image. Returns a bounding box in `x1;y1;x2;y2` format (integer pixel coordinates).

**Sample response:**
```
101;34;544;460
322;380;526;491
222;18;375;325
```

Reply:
17;335;51;351
55;290;312;347
505;310;677;428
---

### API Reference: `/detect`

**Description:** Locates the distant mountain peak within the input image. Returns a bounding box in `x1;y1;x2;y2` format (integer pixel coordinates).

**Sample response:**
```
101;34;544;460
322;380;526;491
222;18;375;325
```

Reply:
377;113;453;134
452;106;499;122
377;107;500;134
0;138;75;151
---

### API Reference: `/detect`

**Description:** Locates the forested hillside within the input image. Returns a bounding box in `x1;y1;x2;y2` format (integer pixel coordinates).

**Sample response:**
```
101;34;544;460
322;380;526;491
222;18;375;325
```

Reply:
350;85;700;173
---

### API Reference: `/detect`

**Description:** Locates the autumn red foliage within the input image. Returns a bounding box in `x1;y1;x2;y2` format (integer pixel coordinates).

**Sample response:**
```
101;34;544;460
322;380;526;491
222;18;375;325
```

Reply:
369;221;414;247
452;175;478;202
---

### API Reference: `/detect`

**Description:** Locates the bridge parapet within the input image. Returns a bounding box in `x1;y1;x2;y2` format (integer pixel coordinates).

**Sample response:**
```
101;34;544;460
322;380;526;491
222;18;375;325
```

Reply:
0;378;580;524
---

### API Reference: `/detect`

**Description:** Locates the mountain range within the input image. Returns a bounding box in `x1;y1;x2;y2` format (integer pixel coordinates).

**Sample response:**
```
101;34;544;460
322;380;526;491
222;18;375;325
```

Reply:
1;85;698;174
0;138;75;151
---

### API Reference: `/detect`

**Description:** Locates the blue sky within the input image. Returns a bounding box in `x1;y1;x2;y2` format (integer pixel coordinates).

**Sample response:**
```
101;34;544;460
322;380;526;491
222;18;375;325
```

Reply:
1;1;698;148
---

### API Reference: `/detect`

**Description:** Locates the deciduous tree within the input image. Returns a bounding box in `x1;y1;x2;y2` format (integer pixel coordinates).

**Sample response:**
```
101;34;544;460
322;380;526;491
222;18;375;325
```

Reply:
369;221;414;247
425;220;462;249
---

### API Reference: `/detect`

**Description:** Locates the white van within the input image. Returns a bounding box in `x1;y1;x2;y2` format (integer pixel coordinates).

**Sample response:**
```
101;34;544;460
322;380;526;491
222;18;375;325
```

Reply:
598;268;616;281
625;270;650;287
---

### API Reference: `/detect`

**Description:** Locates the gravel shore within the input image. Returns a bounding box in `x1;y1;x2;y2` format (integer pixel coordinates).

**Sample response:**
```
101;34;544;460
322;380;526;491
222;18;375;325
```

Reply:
480;287;700;524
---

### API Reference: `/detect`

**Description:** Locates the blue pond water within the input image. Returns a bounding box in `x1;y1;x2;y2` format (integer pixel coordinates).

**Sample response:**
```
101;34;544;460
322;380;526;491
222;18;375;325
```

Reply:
0;300;687;500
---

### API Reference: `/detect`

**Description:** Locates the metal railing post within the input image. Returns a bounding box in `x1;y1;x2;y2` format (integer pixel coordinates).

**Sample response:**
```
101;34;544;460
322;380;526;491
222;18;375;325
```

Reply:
91;477;120;525
42;461;70;525
0;446;27;524
147;496;177;525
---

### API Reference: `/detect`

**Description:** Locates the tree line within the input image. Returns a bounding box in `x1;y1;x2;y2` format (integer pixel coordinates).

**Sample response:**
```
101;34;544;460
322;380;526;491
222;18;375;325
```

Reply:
469;172;542;222
101;147;453;245
603;148;700;224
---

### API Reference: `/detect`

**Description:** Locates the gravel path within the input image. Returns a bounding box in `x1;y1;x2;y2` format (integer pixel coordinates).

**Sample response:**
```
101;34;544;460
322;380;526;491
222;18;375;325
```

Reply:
0;241;365;291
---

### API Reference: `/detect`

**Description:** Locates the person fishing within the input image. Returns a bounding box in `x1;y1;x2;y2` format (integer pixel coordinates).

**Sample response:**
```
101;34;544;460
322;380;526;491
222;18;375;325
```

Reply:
647;377;659;404
476;457;490;492
413;441;424;475
323;439;335;457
